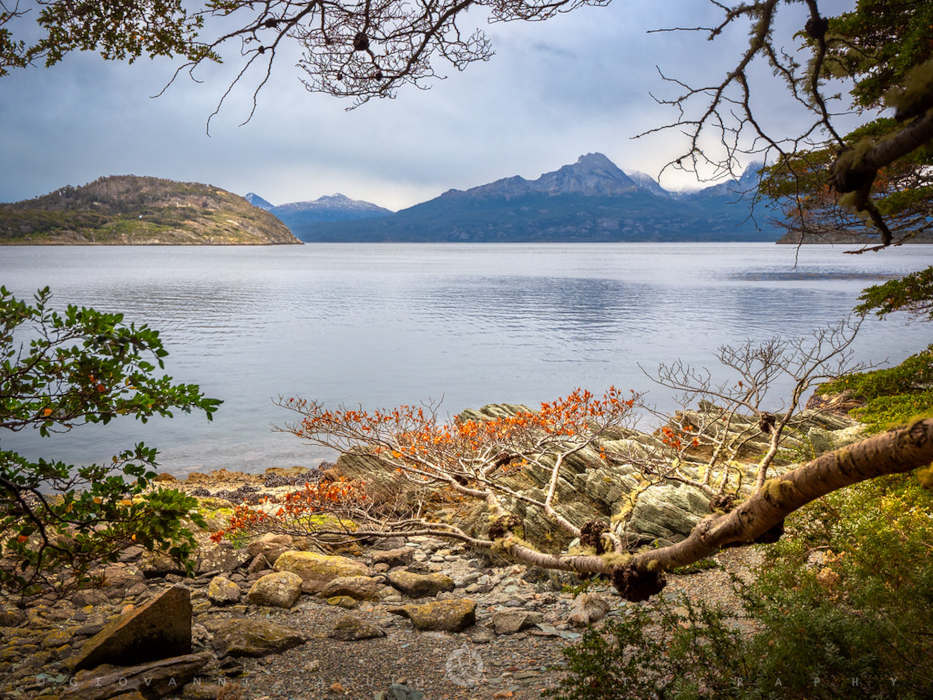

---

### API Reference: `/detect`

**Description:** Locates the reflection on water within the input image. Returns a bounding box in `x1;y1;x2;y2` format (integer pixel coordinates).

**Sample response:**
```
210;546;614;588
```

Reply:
1;243;931;474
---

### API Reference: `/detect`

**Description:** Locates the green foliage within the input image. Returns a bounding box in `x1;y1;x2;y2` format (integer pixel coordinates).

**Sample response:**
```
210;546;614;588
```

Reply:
552;476;933;699
820;1;933;111
30;1;212;68
546;597;750;699
817;345;933;432
0;287;219;592
856;267;933;321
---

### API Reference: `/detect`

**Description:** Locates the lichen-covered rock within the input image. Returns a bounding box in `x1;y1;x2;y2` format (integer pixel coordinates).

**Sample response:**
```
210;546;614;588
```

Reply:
329;614;386;641
388;599;476;632
387;570;455;598
208;618;304;657
196;543;251;575
207;576;241;605
247;571;302;608
317;575;384;600
622;482;710;547
273;551;370;593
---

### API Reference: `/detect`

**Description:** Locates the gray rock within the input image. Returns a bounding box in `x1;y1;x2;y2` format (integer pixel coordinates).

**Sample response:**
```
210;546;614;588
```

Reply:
388;599;476;632
196;543;251;575
208;617;305;657
318;575;385;600
370;547;413;567
247;571;303;608
623;482;709;547
246;533;294;563
387;570;455;598
492;610;543;635
329;614;387;641
69;585;191;671
568;593;611;627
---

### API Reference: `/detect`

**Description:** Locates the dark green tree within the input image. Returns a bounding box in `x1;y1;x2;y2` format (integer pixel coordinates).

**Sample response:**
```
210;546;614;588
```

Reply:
0;286;220;592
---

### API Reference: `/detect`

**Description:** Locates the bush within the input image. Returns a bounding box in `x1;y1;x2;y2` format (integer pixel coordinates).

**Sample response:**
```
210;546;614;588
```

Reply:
0;287;220;592
817;345;933;432
550;475;932;699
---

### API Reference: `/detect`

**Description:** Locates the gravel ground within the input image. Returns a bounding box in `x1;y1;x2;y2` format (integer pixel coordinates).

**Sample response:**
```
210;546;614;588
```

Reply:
192;547;765;700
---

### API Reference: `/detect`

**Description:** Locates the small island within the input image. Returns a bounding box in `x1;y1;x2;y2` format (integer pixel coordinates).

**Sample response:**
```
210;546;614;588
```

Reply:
0;175;301;245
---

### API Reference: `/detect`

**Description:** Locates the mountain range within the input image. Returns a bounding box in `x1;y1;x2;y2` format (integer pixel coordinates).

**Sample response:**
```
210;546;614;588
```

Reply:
244;192;393;240
251;153;781;242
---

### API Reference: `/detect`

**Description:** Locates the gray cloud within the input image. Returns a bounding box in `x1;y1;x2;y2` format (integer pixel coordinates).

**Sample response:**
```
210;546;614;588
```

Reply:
0;1;845;210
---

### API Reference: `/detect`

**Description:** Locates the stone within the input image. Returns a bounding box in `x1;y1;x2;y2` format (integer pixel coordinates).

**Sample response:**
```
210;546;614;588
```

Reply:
69;585;191;671
568;593;611;627
247;571;302;608
491;610;543;635
623;482;710;547
326;596;360;609
329;614;387;641
388;599;476;632
371;548;413;567
140;551;185;577
0;606;24;627
196;543;251;575
317;575;384;600
273;551;370;593
98;563;145;590
387;570;455;598
246;533;294;562
61;651;211;699
207;576;241;605
208;618;305;657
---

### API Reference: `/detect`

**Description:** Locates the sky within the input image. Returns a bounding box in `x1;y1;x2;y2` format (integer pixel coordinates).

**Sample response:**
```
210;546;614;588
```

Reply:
0;1;856;211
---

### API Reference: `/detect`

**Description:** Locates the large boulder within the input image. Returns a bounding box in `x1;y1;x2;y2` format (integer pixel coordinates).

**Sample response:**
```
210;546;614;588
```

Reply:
387;570;455;598
622;482;709;547
388;599;476;632
208;618;305;657
70;585;191;671
247;571;303;608
273;551;370;593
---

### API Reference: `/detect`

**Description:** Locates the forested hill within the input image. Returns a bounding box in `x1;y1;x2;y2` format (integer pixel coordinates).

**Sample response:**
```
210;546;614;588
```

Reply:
0;176;300;245
296;153;782;242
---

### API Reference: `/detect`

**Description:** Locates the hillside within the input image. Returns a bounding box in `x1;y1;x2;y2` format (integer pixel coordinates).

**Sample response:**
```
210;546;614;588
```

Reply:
299;153;781;242
0;176;300;245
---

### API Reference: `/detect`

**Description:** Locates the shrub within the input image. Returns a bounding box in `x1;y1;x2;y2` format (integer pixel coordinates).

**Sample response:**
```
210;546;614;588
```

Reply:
0;286;220;592
550;474;932;699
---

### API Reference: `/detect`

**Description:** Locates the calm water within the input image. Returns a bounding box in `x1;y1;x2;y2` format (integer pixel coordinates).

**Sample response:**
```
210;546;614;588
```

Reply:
2;243;931;475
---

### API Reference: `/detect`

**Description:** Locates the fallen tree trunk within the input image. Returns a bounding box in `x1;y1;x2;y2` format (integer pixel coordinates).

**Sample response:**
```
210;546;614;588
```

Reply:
502;418;933;600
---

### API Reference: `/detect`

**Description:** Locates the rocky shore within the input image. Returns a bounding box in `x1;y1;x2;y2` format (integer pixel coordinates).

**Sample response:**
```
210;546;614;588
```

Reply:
0;406;865;699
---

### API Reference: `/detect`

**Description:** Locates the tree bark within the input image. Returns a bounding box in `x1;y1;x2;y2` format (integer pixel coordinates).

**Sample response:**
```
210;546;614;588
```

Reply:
632;418;933;572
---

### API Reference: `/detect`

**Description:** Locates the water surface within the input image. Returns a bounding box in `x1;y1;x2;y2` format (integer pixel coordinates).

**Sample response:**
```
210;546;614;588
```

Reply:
2;243;930;474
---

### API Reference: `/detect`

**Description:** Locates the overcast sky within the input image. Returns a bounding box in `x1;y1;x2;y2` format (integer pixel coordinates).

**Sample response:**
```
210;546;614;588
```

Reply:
0;1;854;210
